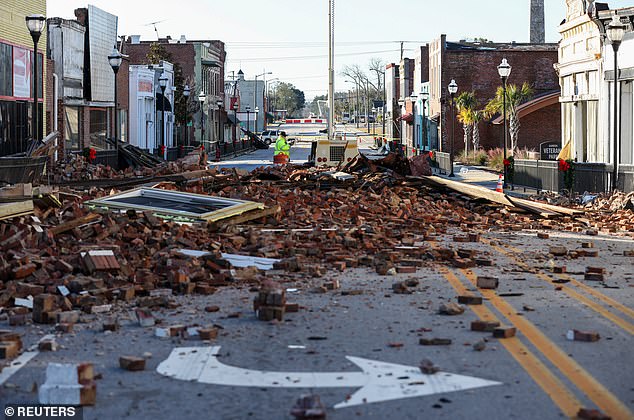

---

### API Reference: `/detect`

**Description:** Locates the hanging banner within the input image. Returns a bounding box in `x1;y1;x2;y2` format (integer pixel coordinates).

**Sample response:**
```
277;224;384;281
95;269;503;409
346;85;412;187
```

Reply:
13;46;31;98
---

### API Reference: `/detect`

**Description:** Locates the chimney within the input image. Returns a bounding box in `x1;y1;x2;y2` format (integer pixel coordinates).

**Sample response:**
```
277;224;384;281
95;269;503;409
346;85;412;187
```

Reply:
130;35;141;44
529;0;545;43
179;35;186;44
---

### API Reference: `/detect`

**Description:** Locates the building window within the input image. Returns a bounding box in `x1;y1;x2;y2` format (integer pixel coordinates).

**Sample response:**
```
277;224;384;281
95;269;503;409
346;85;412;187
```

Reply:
0;43;12;96
64;106;80;151
89;108;111;150
118;109;127;142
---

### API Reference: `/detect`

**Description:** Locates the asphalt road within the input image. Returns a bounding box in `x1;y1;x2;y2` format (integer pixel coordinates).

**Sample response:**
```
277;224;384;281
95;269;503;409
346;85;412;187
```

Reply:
209;123;377;172
1;128;633;419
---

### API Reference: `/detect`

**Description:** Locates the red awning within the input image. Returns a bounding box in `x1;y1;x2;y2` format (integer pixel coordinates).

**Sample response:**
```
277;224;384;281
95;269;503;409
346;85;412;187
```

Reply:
397;112;414;123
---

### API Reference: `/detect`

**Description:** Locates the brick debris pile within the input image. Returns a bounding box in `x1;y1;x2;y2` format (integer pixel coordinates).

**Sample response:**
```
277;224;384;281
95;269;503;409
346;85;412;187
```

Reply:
1;152;632;321
49;148;208;183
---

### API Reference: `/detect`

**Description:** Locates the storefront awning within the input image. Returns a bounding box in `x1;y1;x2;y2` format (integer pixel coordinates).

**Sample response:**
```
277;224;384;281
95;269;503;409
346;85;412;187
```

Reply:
227;114;241;125
397;113;414;123
155;93;172;112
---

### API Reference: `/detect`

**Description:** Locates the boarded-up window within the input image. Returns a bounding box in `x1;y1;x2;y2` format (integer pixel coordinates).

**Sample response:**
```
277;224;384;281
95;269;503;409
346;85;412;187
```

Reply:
0;43;12;96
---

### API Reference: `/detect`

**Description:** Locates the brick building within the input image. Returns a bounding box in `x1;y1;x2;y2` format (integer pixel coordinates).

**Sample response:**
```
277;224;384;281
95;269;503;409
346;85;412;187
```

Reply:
47;6;120;156
123;36;226;150
384;63;400;143
428;35;560;155
0;0;47;156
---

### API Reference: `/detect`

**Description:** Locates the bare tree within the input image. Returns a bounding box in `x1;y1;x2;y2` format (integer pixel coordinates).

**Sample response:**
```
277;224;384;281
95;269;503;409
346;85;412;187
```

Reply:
369;58;386;94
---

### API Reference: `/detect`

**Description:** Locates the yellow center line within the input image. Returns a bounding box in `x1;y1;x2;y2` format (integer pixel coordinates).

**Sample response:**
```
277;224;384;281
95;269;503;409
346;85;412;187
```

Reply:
434;267;582;417
558;272;634;319
504;243;634;321
487;241;634;335
460;267;633;420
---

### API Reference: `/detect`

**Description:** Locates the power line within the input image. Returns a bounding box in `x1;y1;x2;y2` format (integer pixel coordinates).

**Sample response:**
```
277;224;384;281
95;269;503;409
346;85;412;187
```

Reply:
227;48;412;63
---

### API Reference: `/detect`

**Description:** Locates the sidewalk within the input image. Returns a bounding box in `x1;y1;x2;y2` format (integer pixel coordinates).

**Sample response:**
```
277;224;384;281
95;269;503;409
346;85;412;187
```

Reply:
435;164;540;199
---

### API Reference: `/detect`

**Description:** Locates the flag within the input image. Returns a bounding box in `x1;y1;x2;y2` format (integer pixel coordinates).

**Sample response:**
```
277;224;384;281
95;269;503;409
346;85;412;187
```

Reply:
557;141;572;161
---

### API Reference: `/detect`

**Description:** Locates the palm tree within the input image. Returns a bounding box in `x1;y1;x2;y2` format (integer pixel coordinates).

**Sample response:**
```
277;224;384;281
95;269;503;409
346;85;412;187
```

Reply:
455;91;477;156
471;110;484;153
485;82;533;153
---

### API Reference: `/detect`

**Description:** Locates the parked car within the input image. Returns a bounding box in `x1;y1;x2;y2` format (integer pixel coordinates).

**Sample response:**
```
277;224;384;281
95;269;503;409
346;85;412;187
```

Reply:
260;130;280;145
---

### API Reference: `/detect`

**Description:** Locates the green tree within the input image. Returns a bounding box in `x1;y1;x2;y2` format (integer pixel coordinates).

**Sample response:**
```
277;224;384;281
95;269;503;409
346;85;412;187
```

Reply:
275;82;305;117
485;82;534;153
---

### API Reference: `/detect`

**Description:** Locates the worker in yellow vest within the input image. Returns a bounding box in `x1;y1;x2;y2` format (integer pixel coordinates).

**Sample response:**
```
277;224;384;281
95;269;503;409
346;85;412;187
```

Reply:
274;131;290;163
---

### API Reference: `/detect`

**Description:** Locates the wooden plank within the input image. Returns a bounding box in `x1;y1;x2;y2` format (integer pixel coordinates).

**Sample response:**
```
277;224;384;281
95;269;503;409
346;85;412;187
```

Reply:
211;206;281;228
507;196;584;216
418;176;580;217
48;213;102;236
420;176;516;207
0;200;33;220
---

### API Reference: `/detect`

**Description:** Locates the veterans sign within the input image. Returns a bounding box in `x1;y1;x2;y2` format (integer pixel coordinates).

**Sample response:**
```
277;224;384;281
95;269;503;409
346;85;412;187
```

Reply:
540;142;561;160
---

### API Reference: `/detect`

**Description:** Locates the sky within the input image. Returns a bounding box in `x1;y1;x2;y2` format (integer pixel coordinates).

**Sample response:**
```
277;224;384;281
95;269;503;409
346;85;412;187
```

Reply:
47;0;634;100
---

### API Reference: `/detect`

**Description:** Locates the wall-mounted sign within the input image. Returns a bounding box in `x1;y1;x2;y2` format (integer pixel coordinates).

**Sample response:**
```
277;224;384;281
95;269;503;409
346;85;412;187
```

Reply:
138;80;153;93
13;46;31;98
540;141;561;161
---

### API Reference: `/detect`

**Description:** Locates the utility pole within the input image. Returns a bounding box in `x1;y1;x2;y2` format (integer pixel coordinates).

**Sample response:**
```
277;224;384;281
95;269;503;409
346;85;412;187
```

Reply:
328;0;335;139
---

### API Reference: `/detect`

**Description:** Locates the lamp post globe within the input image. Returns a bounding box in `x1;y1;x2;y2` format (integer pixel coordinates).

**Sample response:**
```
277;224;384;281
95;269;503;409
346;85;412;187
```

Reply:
25;14;46;143
497;58;511;188
606;15;626;191
447;79;458;177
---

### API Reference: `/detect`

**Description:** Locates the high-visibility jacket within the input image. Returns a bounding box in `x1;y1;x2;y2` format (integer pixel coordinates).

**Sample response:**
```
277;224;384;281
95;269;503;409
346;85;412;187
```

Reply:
274;136;290;157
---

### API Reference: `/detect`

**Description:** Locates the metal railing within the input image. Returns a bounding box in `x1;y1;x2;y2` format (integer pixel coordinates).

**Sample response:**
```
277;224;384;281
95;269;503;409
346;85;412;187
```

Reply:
434;151;451;175
514;159;634;193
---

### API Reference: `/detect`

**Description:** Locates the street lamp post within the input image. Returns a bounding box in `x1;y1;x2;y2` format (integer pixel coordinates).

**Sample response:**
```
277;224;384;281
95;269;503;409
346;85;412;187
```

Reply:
25;14;46;143
264;78;278;130
216;99;223;144
108;46;122;156
371;107;376;135
497;58;512;189
245;106;251;136
397;98;404;154
410;91;417;153
198;92;206;147
183;84;190;147
158;73;168;159
253;106;260;150
254;71;272;132
448;79;458;177
606;15;626;191
232;101;238;153
421;87;429;152
382;70;386;142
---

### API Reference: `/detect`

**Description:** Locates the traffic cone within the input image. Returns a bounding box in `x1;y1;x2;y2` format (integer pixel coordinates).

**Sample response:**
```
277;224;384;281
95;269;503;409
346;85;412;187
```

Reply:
495;174;504;193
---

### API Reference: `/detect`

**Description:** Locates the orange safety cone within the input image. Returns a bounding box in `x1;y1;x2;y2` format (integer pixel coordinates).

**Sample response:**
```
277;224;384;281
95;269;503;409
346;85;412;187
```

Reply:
495;174;504;193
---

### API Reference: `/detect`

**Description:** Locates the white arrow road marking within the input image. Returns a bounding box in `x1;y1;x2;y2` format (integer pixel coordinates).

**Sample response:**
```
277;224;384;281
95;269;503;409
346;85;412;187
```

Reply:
0;351;39;386
0;334;55;386
157;346;502;408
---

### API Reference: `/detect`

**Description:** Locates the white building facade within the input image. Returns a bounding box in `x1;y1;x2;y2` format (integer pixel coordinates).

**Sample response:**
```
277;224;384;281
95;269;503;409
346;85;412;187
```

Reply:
557;1;634;169
128;66;156;151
